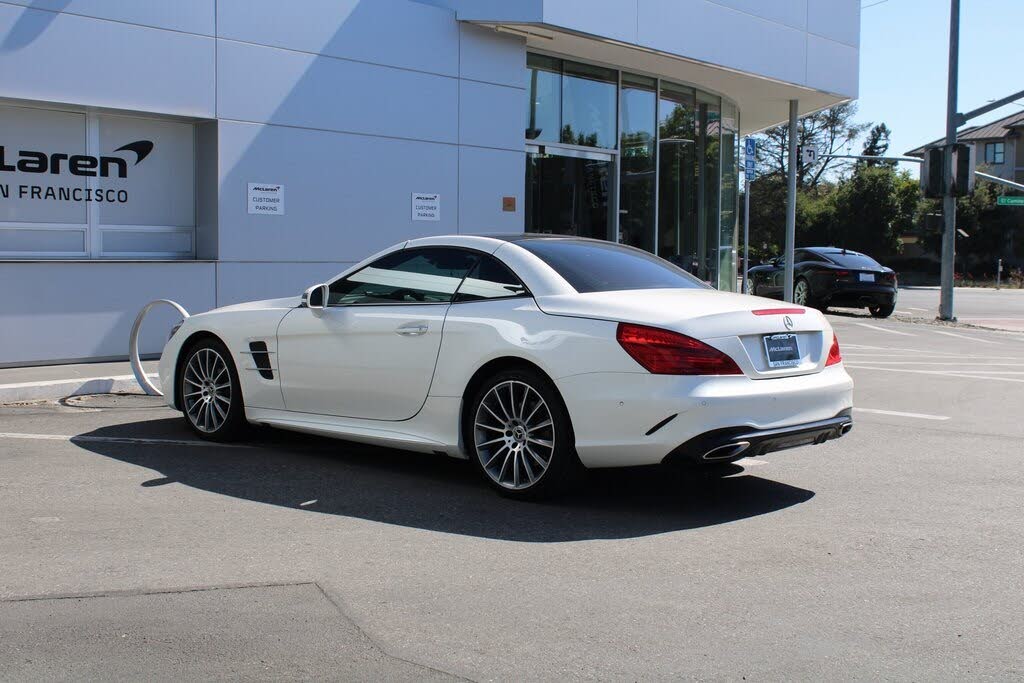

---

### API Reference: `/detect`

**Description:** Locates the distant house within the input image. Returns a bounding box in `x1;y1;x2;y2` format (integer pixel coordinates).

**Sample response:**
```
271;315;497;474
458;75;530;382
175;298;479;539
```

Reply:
906;110;1024;184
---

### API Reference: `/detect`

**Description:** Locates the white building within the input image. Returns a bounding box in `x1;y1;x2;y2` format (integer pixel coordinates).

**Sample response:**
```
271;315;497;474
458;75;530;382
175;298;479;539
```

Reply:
0;0;860;366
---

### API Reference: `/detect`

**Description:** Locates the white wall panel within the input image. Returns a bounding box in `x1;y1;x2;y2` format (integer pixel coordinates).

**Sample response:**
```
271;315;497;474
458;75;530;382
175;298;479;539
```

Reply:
706;0;807;30
459;81;524;152
0;262;215;365
543;0;638;44
215;262;354;306
459;23;525;88
637;0;808;87
0;0;214;35
807;0;860;47
458;147;524;234
806;34;859;98
217;0;458;76
217;121;458;262
0;4;215;117
217;40;458;143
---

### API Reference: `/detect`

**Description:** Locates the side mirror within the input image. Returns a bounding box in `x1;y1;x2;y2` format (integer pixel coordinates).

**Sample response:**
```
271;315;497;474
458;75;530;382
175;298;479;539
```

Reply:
302;283;329;315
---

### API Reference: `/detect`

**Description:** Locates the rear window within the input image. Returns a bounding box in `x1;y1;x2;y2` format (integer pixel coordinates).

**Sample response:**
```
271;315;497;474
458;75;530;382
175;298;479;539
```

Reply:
517;239;709;293
821;250;883;269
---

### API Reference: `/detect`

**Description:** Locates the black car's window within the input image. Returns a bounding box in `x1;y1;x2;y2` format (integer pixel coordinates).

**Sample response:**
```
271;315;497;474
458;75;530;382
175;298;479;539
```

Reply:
793;250;810;263
329;247;477;305
820;250;882;269
517;239;708;293
798;251;829;263
453;255;529;302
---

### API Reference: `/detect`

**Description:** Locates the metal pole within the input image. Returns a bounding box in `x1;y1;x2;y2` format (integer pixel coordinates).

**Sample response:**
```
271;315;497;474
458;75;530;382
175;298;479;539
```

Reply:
743;177;751;293
997;258;1002;290
939;0;960;321
783;99;798;303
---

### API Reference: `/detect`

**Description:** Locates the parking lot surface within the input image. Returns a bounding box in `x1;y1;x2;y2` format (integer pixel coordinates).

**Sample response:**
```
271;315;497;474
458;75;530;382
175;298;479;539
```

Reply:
893;286;1024;332
2;317;1023;680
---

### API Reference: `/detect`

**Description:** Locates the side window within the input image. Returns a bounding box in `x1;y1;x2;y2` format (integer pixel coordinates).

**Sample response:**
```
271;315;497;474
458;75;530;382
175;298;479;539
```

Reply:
328;248;477;305
793;250;808;263
454;255;529;302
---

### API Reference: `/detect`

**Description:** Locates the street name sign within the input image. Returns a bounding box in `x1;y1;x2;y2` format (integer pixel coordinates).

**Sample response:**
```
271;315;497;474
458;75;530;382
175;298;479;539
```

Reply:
997;196;1024;206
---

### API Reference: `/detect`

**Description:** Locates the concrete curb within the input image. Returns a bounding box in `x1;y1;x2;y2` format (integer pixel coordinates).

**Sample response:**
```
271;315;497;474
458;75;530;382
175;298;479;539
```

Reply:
0;374;159;404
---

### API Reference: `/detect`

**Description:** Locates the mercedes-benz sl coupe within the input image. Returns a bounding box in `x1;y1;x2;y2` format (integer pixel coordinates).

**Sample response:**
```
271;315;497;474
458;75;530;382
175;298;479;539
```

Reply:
748;247;898;317
160;235;854;499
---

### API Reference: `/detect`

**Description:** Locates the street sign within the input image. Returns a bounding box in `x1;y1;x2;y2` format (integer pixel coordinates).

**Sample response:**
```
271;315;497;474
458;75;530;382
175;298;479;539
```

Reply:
744;138;757;157
997;196;1024;206
743;138;757;177
800;146;818;165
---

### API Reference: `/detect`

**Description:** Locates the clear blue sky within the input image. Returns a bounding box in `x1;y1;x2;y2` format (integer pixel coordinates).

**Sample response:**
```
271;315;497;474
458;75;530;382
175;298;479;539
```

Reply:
855;0;1024;176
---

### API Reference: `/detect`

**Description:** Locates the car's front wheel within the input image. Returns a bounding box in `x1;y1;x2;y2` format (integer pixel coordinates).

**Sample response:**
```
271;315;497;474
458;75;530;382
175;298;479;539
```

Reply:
467;368;577;499
179;338;246;441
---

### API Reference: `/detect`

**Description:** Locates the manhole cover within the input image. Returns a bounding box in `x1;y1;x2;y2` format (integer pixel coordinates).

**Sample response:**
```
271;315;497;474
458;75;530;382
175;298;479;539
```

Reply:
63;393;168;410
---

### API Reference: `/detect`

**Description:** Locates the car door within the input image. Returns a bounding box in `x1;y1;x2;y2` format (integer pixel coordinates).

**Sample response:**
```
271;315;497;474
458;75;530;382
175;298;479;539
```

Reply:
763;257;786;298
276;247;477;420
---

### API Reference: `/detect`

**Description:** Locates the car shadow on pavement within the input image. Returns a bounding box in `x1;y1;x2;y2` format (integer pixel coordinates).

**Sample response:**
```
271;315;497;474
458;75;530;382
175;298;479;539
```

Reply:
72;418;815;542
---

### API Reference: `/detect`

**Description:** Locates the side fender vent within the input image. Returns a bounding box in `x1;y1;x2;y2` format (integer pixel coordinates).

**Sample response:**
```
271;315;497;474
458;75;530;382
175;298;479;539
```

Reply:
249;341;274;380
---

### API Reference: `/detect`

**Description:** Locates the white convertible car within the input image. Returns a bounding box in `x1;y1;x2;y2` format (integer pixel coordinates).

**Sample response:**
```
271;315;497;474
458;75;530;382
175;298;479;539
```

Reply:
160;234;853;499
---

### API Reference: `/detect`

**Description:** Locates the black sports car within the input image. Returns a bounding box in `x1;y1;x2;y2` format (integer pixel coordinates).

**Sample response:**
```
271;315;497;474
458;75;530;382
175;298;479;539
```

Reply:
747;247;898;317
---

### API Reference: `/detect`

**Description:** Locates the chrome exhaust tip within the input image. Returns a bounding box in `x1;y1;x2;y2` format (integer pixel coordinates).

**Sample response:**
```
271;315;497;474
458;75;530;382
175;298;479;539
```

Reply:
839;422;853;436
702;441;751;462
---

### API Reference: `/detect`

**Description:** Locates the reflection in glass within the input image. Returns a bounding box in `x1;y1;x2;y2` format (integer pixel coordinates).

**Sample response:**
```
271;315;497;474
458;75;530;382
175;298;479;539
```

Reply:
619;74;657;253
699;91;721;285
658;83;697;265
718;101;739;291
525;54;561;143
526;151;614;241
561;61;617;148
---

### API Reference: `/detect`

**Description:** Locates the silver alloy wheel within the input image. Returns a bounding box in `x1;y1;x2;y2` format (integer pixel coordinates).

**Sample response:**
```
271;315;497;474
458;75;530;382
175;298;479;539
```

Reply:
794;279;809;306
183;347;232;433
474;380;555;490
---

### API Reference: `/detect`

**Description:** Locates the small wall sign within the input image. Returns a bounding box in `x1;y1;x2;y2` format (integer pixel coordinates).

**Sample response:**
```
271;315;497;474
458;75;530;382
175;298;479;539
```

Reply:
412;192;440;221
502;196;516;212
248;183;284;215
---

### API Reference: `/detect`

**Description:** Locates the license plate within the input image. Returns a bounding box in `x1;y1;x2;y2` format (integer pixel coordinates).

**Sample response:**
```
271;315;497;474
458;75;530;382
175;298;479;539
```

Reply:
763;333;801;368
859;273;875;282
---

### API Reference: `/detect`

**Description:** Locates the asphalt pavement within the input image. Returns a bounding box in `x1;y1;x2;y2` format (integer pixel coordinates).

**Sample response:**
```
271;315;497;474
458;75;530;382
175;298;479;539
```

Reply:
891;286;1024;331
2;316;1023;680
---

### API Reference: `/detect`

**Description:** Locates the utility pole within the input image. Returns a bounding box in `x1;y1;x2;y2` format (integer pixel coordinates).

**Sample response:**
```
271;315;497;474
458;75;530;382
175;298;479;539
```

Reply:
939;0;960;321
784;100;798;303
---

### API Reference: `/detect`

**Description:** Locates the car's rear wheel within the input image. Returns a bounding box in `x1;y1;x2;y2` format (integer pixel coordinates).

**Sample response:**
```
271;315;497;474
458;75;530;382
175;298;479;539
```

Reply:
179;338;246;441
869;302;896;318
468;368;577;500
793;277;813;307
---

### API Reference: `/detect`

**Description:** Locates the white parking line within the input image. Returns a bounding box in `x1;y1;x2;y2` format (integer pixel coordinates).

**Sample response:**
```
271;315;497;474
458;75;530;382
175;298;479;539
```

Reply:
0;432;247;448
852;323;916;336
853;408;950;421
844;365;1024;383
931;330;1002;345
908;307;929;312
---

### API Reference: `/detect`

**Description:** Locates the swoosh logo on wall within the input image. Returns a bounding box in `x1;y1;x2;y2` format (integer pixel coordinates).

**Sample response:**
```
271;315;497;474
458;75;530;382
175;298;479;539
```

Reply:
113;140;154;165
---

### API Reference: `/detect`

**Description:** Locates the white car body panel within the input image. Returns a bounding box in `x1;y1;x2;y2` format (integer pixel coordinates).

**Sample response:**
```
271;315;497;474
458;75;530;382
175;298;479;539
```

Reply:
159;236;854;469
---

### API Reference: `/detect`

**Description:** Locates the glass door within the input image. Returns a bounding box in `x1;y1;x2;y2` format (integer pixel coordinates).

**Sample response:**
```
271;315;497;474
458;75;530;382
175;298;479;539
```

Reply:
525;145;615;241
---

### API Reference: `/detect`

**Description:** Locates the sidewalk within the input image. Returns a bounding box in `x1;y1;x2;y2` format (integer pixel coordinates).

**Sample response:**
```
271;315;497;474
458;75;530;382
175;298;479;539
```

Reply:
0;361;159;404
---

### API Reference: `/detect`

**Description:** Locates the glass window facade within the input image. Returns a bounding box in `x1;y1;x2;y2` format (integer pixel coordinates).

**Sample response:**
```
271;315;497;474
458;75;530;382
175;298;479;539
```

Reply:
524;53;741;292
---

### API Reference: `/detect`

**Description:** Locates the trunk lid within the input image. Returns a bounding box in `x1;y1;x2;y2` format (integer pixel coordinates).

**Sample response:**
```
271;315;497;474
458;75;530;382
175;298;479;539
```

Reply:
535;289;832;379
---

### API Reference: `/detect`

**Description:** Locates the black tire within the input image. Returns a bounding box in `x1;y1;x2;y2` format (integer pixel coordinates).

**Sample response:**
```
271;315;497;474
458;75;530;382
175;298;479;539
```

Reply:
465;368;579;500
869;302;896;318
178;337;247;442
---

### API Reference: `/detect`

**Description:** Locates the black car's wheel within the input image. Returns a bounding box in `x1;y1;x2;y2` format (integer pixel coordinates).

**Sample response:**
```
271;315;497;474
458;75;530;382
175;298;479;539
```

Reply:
869;302;896;318
793;277;814;307
179;338;247;441
467;368;578;500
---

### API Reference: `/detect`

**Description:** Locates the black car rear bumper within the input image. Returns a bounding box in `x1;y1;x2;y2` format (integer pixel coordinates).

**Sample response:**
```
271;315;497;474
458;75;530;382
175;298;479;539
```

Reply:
663;410;853;466
826;284;896;308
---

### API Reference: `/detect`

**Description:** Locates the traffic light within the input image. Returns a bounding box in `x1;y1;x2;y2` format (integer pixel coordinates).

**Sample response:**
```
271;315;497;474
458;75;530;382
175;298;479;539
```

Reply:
920;147;944;198
952;143;976;197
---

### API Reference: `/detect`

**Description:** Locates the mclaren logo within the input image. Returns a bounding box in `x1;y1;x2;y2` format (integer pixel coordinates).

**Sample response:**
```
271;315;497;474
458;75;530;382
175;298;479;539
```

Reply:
0;140;154;178
783;315;794;330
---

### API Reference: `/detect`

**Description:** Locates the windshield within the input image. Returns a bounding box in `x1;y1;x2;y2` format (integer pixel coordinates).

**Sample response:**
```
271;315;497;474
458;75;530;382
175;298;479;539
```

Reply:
821;250;883;269
517;239;709;293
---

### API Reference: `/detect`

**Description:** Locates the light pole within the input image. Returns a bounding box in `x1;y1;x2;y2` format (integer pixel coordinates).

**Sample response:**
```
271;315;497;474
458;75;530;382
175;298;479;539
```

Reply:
939;0;960;321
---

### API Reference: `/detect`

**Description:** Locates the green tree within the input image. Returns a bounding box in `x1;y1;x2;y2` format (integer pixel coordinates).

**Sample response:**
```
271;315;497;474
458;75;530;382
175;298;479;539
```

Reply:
860;123;896;168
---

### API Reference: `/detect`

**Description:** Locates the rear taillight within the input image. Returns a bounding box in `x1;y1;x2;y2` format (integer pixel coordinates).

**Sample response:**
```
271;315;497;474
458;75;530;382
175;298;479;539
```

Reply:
834;270;850;277
825;333;842;366
616;323;742;375
881;271;897;283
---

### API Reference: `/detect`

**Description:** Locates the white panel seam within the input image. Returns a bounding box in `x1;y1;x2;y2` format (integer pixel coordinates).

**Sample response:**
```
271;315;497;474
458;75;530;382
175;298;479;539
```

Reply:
0;0;216;37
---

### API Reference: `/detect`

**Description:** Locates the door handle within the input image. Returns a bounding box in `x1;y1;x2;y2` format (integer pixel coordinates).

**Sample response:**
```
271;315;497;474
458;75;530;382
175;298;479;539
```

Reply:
396;323;428;336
